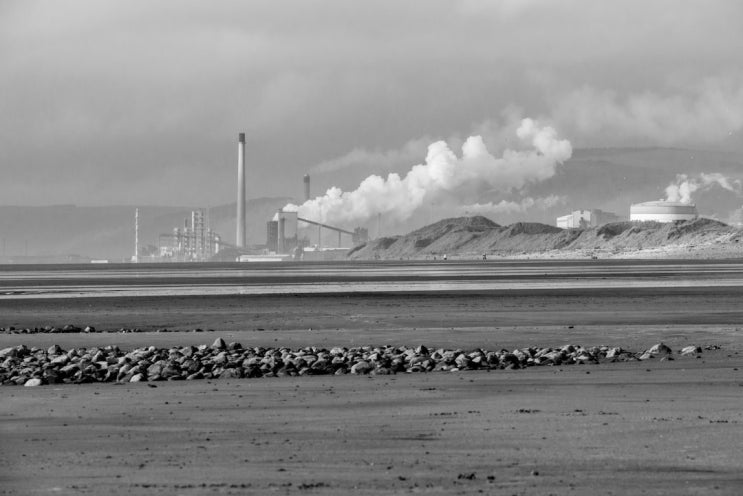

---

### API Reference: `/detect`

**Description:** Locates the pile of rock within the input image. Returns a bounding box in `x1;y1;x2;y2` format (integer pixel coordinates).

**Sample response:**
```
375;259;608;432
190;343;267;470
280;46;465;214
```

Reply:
0;325;96;334
0;326;214;334
0;340;709;387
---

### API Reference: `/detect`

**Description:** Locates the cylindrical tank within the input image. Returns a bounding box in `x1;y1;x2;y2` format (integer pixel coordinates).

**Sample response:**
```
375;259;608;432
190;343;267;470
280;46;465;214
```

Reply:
629;201;698;222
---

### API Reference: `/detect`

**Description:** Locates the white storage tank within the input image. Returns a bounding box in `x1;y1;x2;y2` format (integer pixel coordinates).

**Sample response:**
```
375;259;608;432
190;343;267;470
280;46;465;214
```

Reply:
629;201;698;222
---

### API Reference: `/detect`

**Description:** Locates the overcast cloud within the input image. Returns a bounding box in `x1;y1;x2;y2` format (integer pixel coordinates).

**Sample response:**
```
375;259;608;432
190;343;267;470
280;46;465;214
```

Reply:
1;0;742;206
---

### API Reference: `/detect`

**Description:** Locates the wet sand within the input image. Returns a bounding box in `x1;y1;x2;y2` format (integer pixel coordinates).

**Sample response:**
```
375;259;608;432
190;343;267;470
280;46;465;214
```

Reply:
1;261;743;495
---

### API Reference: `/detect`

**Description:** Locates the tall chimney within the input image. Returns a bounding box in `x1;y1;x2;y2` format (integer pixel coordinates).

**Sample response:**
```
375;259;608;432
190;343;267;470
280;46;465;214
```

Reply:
277;210;286;254
236;133;246;248
303;174;310;202
133;208;139;263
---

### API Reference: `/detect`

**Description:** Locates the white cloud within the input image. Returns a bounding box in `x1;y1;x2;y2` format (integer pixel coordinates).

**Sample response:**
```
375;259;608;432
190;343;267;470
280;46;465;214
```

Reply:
550;78;743;146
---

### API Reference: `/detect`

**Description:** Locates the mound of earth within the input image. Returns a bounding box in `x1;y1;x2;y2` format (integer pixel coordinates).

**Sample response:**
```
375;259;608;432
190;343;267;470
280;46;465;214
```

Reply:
348;216;743;260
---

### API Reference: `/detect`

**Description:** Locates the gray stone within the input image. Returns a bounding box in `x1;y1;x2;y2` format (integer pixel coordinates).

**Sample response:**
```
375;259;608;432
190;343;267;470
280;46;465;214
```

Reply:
646;343;672;356
129;373;145;382
350;361;372;374
0;347;16;359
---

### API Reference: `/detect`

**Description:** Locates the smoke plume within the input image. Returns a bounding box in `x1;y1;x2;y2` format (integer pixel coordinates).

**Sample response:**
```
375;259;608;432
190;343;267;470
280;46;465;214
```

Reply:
665;173;742;203
456;195;565;217
285;118;571;227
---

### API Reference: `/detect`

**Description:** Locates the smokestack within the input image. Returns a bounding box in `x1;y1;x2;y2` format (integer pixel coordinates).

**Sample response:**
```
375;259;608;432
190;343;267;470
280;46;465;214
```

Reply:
236;133;246;248
303;174;310;202
277;210;286;254
133;208;139;263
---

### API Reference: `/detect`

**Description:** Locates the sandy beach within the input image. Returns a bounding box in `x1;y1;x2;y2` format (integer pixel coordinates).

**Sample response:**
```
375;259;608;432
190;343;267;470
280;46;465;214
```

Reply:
1;261;743;495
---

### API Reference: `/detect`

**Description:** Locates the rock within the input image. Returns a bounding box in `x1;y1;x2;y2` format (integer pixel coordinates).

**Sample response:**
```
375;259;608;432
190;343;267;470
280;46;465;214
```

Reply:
50;355;69;366
219;368;242;379
213;352;228;365
350;361;372;374
160;363;180;378
24;378;43;387
454;353;471;369
129;373;145;382
147;363;163;377
502;353;521;367
0;347;16;359
211;337;227;350
680;345;702;356
605;347;623;359
646;343;672;356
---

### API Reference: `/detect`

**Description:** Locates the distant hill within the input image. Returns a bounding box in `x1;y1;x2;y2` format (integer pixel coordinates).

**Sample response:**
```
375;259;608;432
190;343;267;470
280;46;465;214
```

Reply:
348;216;743;260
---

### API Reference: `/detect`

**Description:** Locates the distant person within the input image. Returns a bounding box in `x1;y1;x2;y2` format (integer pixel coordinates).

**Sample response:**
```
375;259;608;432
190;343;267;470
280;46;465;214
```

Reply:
443;254;448;261
482;254;487;260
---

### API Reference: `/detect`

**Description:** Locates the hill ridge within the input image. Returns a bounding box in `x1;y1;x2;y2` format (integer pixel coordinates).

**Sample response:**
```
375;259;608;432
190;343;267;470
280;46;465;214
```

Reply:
348;216;743;260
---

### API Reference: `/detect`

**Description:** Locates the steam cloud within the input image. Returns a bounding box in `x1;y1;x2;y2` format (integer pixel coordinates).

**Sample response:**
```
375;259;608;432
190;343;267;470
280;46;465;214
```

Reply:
285;118;572;227
665;173;742;204
456;195;565;217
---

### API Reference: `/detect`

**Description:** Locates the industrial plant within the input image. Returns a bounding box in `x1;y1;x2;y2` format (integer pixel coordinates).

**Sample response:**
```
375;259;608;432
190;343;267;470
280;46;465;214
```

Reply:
132;132;710;264
629;201;698;222
158;209;222;261
263;208;368;261
232;133;369;262
128;208;223;263
556;209;622;229
556;202;699;229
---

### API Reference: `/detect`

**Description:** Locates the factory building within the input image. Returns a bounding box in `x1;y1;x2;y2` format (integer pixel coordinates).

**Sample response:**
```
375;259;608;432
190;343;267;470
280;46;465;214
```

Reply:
266;209;301;255
265;210;369;258
556;209;621;229
160;209;221;261
352;227;369;246
630;201;698;223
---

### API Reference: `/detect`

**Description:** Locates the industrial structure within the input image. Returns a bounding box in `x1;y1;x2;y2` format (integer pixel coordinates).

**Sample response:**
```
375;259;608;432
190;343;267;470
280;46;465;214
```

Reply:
265;208;369;259
303;174;310;201
556;209;622;229
133;208;140;263
159;209;222;261
236;133;246;248
227;137;371;262
630;201;698;222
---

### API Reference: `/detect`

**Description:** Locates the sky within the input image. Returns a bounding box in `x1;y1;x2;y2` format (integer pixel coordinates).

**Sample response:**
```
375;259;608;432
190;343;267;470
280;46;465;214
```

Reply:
2;0;743;218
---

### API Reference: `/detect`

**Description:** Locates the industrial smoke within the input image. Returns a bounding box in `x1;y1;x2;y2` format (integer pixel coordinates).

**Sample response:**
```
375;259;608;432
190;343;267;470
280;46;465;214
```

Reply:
285;118;572;227
665;173;743;204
